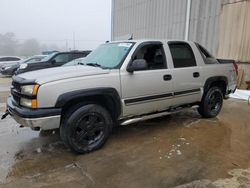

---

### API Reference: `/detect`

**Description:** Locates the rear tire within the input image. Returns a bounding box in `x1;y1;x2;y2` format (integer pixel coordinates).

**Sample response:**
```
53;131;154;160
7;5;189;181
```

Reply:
60;104;112;154
198;87;223;118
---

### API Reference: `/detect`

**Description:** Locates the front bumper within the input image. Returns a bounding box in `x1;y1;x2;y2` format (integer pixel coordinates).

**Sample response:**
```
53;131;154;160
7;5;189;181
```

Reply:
7;97;61;130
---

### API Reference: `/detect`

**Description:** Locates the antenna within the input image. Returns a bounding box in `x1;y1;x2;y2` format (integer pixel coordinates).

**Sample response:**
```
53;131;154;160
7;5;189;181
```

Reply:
128;34;133;40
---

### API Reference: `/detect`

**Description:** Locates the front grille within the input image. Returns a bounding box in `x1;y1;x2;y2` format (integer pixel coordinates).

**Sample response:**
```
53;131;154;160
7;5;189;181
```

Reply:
12;81;21;92
11;81;21;105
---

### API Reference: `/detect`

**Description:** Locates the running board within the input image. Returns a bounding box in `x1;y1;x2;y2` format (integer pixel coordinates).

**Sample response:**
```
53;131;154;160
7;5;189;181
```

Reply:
120;105;199;126
120;111;171;126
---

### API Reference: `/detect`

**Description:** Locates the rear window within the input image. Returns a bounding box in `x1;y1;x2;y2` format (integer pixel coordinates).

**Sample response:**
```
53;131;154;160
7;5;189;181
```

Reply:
72;52;89;59
169;43;197;68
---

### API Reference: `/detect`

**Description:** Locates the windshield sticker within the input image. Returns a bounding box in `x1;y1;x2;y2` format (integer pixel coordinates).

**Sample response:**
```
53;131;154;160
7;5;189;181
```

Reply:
118;43;132;48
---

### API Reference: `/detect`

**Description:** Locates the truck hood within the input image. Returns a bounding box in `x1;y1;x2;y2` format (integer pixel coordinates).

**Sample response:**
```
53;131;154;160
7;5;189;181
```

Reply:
16;66;110;84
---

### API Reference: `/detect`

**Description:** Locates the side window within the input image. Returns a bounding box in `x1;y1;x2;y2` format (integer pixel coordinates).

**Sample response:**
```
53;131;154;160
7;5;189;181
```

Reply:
53;54;71;64
169;43;197;68
0;57;7;61
132;44;166;70
8;57;20;61
0;57;19;61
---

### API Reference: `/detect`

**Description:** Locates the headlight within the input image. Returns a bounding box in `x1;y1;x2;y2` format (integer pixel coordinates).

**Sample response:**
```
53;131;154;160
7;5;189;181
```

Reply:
20;98;37;109
19;63;28;69
20;84;39;109
21;84;39;96
20;98;32;108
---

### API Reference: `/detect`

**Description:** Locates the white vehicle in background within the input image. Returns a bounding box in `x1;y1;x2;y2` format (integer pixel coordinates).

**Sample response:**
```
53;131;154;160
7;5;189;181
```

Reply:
1;55;47;76
0;56;22;68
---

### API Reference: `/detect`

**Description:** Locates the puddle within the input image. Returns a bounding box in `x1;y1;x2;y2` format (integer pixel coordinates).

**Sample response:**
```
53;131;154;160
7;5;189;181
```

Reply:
176;168;250;188
0;117;39;183
0;97;250;187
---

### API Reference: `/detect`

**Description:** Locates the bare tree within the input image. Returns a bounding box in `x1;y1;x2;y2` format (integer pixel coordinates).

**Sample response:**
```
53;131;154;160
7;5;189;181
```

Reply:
0;32;63;57
18;39;41;56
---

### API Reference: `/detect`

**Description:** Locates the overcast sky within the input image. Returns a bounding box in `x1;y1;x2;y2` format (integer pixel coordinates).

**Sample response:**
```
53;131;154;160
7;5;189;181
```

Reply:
0;0;111;50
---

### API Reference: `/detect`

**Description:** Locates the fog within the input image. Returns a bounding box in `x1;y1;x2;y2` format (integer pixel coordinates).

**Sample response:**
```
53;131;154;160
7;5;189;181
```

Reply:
0;0;111;55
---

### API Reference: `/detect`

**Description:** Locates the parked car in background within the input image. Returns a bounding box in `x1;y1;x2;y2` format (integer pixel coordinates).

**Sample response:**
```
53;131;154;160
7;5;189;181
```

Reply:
0;56;22;68
16;51;91;74
0;55;47;76
62;57;85;66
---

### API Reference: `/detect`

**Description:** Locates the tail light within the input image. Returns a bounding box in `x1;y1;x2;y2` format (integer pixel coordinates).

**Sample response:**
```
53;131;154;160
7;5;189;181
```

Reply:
233;62;238;76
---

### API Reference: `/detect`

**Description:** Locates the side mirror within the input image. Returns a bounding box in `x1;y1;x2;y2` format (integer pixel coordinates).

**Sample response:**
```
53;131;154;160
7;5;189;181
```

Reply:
127;59;148;73
51;59;56;64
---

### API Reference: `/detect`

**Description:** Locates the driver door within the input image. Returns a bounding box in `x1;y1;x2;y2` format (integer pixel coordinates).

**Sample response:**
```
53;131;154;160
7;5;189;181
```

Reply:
120;42;174;117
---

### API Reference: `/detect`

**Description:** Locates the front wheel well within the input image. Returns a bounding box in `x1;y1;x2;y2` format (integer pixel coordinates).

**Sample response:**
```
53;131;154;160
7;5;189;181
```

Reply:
60;95;120;123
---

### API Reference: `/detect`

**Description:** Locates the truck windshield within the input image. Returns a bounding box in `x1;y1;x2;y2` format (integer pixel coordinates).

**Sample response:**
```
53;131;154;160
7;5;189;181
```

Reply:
82;42;134;69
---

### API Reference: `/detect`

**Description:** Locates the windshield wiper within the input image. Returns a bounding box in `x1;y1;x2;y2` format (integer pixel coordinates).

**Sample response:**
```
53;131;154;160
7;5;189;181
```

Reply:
86;62;102;68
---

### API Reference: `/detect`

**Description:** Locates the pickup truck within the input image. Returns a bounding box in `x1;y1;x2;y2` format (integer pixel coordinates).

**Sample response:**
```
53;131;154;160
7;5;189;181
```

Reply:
2;40;237;154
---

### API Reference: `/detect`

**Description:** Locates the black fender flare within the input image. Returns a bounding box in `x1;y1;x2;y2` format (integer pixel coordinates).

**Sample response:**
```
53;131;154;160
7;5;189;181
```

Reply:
55;87;122;119
203;76;228;95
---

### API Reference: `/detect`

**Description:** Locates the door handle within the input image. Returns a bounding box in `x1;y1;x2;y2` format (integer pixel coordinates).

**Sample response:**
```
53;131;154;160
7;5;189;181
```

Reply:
193;72;200;78
163;74;172;81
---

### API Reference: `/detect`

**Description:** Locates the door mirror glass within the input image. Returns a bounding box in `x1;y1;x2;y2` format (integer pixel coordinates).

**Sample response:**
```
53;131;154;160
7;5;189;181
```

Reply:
127;59;148;73
51;59;56;64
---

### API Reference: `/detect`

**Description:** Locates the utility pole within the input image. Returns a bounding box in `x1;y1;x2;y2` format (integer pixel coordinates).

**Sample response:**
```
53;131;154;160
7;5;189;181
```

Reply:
65;39;68;51
185;0;192;40
73;32;76;50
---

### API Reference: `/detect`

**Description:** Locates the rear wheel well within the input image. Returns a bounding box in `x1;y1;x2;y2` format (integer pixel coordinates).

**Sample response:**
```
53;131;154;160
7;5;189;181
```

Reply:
210;81;226;95
204;79;227;96
60;95;120;123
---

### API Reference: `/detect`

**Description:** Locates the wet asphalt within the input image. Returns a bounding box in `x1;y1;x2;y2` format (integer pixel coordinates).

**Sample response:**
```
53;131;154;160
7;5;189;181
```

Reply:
0;77;250;188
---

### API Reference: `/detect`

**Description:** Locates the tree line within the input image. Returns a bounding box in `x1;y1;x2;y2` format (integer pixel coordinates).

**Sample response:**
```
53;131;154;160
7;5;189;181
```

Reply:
0;32;62;57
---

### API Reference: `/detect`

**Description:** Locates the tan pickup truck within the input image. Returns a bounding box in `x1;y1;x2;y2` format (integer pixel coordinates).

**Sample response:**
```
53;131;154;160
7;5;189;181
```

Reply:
2;40;237;154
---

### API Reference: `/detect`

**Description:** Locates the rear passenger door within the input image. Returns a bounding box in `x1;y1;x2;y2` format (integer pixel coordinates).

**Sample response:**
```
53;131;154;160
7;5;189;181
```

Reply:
168;42;203;106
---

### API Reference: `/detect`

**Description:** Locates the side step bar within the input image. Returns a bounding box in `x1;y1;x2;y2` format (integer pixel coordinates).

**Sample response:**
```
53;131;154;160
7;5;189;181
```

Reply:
120;111;171;126
120;105;199;126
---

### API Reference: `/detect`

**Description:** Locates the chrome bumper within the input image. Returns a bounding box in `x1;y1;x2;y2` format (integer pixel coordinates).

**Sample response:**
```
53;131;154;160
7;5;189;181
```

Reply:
11;112;61;130
7;97;61;130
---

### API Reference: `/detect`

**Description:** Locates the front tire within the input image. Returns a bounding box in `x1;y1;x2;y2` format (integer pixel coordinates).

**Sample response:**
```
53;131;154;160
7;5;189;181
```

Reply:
198;87;223;118
60;104;112;154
